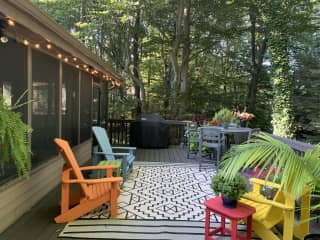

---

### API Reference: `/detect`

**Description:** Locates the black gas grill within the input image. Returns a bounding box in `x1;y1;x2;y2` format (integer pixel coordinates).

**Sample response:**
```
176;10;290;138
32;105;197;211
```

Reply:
130;114;169;148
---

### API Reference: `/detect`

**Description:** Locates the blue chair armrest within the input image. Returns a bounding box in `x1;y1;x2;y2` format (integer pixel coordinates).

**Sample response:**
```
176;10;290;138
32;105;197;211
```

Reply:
112;147;136;150
94;151;130;157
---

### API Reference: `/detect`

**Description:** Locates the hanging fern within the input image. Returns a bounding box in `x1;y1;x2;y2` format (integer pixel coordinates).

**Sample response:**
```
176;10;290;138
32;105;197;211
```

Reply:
0;93;32;177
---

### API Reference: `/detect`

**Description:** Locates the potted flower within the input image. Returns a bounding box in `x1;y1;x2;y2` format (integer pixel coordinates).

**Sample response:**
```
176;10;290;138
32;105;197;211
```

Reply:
236;111;255;127
211;172;248;208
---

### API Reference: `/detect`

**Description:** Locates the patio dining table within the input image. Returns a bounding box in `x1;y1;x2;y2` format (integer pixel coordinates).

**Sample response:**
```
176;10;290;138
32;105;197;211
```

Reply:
200;126;252;150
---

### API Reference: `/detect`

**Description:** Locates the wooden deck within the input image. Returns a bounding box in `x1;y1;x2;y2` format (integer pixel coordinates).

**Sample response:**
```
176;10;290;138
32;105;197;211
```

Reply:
1;146;319;240
0;146;199;240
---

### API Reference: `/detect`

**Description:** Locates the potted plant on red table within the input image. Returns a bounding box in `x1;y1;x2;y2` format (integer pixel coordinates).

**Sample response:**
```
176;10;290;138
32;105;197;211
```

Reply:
211;172;248;208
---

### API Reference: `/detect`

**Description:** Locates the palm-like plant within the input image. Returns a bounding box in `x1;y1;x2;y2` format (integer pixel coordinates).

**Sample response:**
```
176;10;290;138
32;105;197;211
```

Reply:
221;133;320;199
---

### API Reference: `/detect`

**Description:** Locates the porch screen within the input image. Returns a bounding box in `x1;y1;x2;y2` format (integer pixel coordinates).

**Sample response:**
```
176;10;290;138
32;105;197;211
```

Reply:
0;38;28;184
31;50;59;167
62;63;79;146
100;80;107;126
92;77;101;126
80;71;92;142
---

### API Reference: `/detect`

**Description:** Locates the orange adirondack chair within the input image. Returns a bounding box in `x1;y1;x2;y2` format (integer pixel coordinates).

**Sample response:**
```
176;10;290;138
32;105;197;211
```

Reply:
54;138;123;223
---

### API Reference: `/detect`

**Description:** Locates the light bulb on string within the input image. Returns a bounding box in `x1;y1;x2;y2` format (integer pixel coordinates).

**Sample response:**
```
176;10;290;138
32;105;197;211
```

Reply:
0;36;8;43
7;19;15;26
35;43;40;48
64;57;68;62
76;64;80;68
46;43;52;49
73;57;77;62
23;39;29;45
57;53;62;59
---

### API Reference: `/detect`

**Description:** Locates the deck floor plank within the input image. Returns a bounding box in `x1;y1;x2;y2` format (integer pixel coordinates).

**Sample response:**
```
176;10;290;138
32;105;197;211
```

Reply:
1;146;319;240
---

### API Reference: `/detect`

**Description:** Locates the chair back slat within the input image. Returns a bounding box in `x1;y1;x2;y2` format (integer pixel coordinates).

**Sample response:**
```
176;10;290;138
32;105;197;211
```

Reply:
92;126;115;160
201;127;225;144
54;138;90;196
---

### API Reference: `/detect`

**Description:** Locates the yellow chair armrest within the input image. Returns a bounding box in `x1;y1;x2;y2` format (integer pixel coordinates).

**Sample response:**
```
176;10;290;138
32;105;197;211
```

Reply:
242;193;294;211
249;177;282;189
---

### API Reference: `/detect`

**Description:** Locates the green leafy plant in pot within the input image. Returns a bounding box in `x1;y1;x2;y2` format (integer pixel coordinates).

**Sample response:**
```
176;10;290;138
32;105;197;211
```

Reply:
211;172;248;208
212;108;238;128
0;92;32;177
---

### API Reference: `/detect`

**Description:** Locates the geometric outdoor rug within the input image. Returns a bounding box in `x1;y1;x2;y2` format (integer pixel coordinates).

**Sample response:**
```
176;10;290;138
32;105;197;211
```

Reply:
59;162;257;239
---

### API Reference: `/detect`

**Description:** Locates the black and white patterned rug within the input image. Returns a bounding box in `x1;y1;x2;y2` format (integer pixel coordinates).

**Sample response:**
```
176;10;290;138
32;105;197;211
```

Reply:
59;162;255;239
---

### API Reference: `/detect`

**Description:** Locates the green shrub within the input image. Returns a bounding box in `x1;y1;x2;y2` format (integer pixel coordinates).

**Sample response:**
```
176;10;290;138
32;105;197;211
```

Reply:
211;172;248;200
212;108;238;126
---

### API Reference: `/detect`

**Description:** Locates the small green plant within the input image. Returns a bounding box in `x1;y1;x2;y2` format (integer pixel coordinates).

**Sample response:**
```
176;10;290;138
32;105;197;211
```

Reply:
211;172;248;200
0;92;32;177
212;108;238;126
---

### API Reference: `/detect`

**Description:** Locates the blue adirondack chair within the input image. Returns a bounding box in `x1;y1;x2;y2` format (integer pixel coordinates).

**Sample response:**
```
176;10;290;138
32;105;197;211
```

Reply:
92;126;136;182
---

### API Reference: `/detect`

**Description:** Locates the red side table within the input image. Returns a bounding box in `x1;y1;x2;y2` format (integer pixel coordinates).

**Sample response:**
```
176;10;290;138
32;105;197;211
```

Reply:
204;196;256;240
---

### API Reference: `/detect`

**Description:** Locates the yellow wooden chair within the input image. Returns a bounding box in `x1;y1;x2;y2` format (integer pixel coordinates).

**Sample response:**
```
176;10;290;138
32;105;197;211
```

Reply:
240;178;311;240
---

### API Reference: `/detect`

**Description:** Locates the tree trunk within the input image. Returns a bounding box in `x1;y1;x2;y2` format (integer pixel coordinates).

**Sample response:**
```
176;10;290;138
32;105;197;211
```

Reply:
178;0;191;118
268;2;295;138
247;5;268;114
247;9;257;113
132;7;144;115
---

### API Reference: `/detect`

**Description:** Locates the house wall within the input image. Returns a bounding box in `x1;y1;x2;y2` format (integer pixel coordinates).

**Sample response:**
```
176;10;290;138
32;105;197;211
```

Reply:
0;39;104;232
0;139;91;233
0;1;117;232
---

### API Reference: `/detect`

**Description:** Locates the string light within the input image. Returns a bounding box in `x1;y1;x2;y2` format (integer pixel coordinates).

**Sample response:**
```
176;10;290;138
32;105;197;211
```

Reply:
0;36;8;43
3;15;122;82
7;19;15;26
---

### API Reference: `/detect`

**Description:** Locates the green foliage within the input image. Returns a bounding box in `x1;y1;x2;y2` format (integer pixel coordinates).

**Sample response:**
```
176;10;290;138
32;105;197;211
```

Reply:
31;0;319;142
211;172;248;200
212;108;238;125
0;95;32;177
221;133;320;199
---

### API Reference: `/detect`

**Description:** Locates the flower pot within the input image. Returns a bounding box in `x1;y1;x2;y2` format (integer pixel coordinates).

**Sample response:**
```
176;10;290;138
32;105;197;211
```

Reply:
222;195;237;208
222;123;228;129
239;119;247;127
304;234;320;240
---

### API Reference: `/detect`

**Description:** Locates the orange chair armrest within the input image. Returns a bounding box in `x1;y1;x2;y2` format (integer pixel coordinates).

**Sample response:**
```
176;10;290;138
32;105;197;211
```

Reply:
78;165;119;171
242;193;294;210
63;176;123;184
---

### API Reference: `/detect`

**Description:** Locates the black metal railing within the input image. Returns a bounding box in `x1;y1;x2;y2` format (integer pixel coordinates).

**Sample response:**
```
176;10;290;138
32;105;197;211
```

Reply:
106;119;132;145
106;119;188;146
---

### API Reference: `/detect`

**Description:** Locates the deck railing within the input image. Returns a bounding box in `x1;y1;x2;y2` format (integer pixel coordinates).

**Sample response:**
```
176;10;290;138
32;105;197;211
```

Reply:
106;119;132;145
106;119;187;146
106;119;315;155
264;132;314;155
